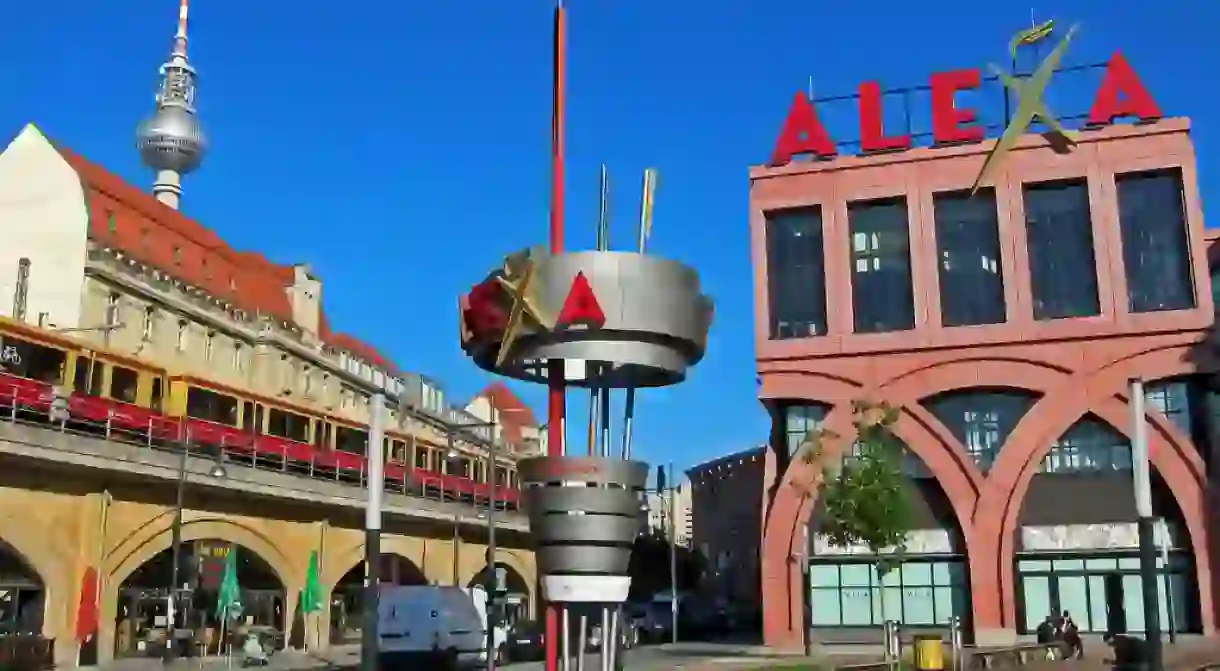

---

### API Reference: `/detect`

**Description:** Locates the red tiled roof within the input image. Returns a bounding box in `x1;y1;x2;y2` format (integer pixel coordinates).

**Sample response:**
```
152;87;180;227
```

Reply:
476;381;538;446
53;142;399;374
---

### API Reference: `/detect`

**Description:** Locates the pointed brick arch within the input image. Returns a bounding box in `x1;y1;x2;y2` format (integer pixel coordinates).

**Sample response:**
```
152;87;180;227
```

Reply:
978;350;1214;634
761;395;982;651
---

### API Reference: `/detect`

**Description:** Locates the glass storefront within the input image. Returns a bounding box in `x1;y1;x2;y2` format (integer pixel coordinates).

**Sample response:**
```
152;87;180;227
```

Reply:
1016;552;1198;635
808;558;968;628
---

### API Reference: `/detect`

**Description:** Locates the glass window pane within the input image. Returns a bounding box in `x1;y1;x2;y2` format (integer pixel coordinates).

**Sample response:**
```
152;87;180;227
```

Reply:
1117;169;1195;313
933;189;1007;327
848;198;915;333
1021;576;1052;632
841;587;873;625
903;586;936;625
902;563;933;586
810;588;842;626
767;208;828;339
1054;559;1085;571
840;564;873;587
1023;180;1101;320
809;565;840;588
881;587;903;624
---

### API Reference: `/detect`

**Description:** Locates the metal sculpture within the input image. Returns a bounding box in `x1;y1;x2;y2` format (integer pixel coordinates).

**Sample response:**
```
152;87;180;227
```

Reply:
457;9;714;666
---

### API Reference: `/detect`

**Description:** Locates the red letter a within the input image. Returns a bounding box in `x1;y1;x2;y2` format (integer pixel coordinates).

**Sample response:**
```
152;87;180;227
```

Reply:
770;93;837;165
1087;51;1163;126
556;272;606;329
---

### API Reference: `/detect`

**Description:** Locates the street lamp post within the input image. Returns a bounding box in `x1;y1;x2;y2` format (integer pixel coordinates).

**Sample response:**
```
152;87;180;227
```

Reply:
163;435;227;664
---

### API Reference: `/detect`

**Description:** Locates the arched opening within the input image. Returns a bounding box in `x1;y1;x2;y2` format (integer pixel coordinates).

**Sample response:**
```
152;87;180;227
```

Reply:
467;561;531;628
923;388;1040;473
0;539;44;635
329;554;427;644
805;437;970;644
1013;413;1202;636
113;540;286;660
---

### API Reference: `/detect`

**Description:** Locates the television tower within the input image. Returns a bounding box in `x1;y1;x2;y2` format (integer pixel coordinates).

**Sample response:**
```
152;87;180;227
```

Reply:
136;0;207;210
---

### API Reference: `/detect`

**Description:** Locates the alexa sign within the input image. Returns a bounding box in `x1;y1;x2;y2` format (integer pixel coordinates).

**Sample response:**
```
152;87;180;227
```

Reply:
770;44;1163;167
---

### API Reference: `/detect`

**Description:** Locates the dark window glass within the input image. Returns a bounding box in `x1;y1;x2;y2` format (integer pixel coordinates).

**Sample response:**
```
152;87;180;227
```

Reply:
1211;267;1220;310
0;336;66;385
1144;379;1190;436
766;208;828;339
1023;180;1101;320
186;387;238;426
267;408;311;443
1041;415;1129;473
849;198;915;333
335;426;369;455
109;366;139;404
1117;169;1195;313
933;189;1007;326
924;389;1038;472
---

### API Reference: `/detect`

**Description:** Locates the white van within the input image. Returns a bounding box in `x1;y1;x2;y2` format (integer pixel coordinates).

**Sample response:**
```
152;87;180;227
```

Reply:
376;585;508;669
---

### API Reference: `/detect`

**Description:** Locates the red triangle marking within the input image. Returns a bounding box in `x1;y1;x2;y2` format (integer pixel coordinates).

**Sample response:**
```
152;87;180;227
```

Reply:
556;272;606;328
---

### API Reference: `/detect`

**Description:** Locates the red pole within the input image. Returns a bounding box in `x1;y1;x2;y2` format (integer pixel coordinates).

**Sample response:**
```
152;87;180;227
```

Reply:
544;3;566;671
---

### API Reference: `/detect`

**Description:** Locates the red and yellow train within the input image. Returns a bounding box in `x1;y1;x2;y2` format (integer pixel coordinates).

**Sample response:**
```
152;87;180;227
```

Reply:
0;315;518;507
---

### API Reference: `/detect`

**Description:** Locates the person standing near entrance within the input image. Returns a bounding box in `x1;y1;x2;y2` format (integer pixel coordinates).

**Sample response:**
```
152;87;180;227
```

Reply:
1061;611;1084;659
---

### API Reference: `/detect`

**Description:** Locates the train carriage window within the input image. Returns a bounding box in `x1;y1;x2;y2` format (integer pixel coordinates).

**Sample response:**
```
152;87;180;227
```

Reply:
89;363;104;396
391;440;406;463
415;448;429;470
267;408;310;443
0;336;67;384
241;402;254;433
109;366;139;404
73;358;90;394
151;378;164;412
314;420;327;449
186;387;239;426
335;426;369;455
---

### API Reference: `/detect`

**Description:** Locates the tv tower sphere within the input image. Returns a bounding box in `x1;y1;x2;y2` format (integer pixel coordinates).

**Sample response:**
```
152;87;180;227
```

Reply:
137;105;207;175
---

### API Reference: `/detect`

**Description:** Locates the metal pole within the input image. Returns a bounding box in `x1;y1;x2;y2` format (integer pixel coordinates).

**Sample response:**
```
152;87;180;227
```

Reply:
1129;379;1163;670
163;442;189;663
361;394;386;671
1159;518;1177;643
563;608;573;671
546;4;568;670
668;463;678;644
486;421;498;671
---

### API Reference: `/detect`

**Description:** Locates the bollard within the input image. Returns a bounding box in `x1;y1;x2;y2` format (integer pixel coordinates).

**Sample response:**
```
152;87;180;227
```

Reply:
913;634;945;671
948;616;963;671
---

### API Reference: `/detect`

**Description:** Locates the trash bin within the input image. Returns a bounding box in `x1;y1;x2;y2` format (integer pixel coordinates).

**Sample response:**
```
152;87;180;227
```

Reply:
912;634;945;671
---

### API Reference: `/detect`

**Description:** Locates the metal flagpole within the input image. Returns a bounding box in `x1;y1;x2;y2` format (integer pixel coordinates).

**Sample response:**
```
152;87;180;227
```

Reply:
668;463;679;644
361;394;386;671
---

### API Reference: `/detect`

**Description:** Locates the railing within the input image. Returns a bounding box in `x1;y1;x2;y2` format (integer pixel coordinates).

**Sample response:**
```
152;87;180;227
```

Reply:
0;384;520;512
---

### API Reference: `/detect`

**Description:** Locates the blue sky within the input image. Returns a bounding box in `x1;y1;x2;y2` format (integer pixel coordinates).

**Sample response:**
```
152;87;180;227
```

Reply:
3;0;1217;476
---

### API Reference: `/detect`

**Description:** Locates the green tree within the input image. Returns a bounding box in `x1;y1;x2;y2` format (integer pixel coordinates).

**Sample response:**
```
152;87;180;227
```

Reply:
793;400;913;576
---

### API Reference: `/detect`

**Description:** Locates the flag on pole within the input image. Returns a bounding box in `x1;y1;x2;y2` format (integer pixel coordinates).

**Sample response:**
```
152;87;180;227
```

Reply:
1009;19;1055;59
216;546;243;621
300;551;323;616
640;168;658;243
74;566;99;643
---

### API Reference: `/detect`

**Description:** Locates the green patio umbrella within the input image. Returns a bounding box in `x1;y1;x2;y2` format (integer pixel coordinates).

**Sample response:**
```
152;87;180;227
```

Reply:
216;545;243;622
300;551;322;616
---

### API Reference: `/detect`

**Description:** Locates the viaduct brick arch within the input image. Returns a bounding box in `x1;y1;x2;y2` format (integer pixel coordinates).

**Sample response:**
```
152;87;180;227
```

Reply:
759;344;1218;651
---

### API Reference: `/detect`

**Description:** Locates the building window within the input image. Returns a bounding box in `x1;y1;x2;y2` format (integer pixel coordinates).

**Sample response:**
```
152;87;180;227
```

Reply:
1041;415;1130;473
933;189;1006;327
105;292;121;327
765;208;828;339
232;342;244;371
176;319;189;351
924;389;1038;472
807;559;968;627
1023;180;1101;320
204;331;215;362
782;403;830;456
848;198;915;333
141;306;155;342
1117;169;1195;313
1144;379;1190;436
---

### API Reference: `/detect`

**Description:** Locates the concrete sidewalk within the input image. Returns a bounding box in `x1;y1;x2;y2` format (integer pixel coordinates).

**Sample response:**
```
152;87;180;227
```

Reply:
93;645;360;671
